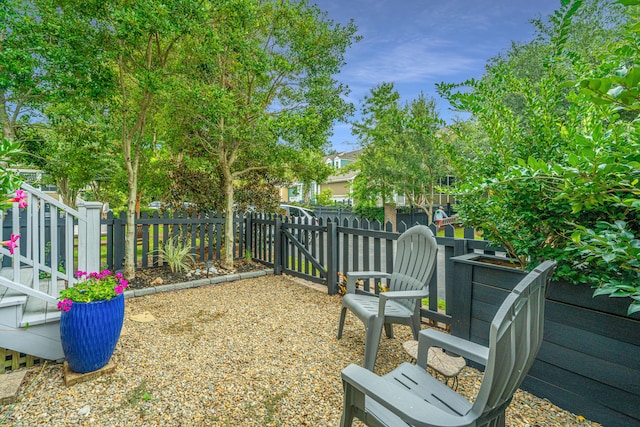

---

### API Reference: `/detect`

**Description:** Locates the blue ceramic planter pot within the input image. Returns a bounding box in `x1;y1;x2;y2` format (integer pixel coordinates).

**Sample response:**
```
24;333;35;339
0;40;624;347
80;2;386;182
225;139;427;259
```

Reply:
60;294;125;373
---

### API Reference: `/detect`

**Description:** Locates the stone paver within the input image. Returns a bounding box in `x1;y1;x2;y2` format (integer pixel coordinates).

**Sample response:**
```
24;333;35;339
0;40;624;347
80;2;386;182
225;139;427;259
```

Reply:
0;369;27;405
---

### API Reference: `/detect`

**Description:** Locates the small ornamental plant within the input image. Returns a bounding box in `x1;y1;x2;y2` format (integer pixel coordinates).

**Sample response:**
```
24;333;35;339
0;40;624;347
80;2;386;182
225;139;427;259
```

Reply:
57;270;129;312
337;272;363;296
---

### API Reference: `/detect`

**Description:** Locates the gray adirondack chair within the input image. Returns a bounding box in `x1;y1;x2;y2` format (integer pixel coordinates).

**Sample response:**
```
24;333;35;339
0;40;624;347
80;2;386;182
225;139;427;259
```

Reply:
340;260;557;427
337;225;438;371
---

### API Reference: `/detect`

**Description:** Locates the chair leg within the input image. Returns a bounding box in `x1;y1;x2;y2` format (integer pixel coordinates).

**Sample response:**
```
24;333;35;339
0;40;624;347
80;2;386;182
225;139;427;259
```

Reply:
340;380;364;427
340;408;355;427
478;410;506;427
410;315;421;340
384;322;394;338
337;306;348;339
364;318;383;371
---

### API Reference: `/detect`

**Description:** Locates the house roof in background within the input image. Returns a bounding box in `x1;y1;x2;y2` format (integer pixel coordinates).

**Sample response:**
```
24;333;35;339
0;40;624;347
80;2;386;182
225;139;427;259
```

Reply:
326;169;358;183
326;149;362;161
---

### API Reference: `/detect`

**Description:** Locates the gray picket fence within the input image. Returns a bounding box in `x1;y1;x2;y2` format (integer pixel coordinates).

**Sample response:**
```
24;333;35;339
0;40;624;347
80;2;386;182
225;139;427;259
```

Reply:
249;215;500;326
102;210;248;272
102;211;501;326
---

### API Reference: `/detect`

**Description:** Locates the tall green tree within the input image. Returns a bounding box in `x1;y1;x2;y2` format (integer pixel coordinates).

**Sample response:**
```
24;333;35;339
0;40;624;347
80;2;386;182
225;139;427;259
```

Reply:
291;149;333;205
1;1;45;142
351;83;403;225
394;94;445;221
39;105;116;206
170;0;358;269
436;0;621;267
44;0;210;278
1;0;114;144
351;83;445;225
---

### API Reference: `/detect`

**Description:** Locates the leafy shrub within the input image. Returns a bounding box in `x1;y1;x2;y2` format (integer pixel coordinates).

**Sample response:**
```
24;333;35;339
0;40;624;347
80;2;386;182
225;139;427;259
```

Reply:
353;204;384;224
439;0;639;314
315;189;334;206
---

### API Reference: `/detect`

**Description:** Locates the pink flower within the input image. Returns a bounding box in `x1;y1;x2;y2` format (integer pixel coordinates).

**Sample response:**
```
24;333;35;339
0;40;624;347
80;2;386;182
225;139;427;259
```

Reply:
57;299;73;312
101;269;111;277
10;190;28;208
114;285;124;295
1;234;20;254
75;270;87;279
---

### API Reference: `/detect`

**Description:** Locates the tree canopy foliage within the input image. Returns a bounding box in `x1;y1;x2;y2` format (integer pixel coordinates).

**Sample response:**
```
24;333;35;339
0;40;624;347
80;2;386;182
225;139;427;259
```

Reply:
4;0;358;274
350;83;446;225
162;0;357;267
438;0;639;314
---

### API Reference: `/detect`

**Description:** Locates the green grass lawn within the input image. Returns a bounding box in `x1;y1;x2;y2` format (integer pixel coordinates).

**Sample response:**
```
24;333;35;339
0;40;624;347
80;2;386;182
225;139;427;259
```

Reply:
436;226;483;239
422;297;446;311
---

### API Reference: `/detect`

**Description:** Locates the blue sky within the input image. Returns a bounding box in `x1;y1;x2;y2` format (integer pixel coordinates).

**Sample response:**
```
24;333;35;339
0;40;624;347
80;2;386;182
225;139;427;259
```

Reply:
311;0;560;152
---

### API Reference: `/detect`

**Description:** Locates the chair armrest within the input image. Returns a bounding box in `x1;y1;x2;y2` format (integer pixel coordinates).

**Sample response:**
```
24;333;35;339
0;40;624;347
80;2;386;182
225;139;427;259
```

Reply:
341;364;468;427
379;290;428;301
378;290;428;317
346;271;391;294
416;329;489;370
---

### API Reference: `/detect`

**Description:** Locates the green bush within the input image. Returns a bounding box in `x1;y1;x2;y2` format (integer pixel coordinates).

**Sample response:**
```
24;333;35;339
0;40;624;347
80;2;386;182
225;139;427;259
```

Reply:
314;189;332;206
353;204;384;224
438;0;639;314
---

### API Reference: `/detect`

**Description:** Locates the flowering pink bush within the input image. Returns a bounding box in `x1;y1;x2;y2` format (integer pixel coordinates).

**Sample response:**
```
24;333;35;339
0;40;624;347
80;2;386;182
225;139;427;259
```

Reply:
9;189;27;208
0;190;28;254
57;299;73;312
1;233;19;255
58;270;129;311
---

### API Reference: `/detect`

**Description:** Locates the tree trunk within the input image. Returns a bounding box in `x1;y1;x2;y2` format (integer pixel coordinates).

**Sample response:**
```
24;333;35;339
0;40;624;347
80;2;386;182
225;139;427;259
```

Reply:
0;90;15;141
222;171;235;270
303;182;311;205
56;177;76;207
123;137;139;280
124;177;137;279
417;203;432;226
135;191;142;218
384;203;396;231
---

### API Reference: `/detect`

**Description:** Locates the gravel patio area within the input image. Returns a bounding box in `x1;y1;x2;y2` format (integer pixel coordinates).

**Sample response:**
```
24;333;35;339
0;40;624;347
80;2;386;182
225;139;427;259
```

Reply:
2;274;601;426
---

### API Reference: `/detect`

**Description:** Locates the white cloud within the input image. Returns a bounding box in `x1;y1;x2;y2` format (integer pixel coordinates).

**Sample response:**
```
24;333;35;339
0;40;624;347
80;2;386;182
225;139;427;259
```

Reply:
343;37;481;85
312;0;559;150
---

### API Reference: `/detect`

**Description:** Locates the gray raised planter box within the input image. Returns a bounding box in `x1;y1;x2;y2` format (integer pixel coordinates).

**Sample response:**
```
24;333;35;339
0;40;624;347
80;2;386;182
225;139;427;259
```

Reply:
451;253;640;427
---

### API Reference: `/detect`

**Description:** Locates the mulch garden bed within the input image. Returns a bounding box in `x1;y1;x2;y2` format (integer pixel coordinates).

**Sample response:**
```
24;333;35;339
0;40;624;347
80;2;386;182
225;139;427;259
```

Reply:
126;259;267;290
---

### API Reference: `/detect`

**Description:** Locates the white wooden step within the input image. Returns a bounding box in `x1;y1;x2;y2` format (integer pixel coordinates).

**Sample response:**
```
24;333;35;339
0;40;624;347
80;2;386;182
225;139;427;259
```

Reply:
20;309;61;328
0;323;63;361
0;295;26;309
0;296;27;328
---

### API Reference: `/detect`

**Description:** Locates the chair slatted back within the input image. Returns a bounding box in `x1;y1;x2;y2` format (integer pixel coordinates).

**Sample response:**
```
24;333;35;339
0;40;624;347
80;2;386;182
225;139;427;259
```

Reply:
389;226;438;310
472;260;556;422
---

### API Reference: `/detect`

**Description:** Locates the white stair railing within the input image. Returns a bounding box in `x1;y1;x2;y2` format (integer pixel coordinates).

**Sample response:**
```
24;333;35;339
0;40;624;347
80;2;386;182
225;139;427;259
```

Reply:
0;183;102;304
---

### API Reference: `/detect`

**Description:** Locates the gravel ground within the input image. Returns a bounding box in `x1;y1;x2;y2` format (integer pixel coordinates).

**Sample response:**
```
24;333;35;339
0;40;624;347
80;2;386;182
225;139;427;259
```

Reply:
2;275;601;426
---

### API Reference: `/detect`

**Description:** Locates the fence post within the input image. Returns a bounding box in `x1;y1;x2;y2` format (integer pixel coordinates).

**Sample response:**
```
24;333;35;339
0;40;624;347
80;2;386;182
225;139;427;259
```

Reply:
245;214;253;259
77;201;102;274
104;211;113;270
385;221;394;273
274;216;282;275
451;256;473;340
326;220;338;295
113;211;126;272
445;237;469;318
